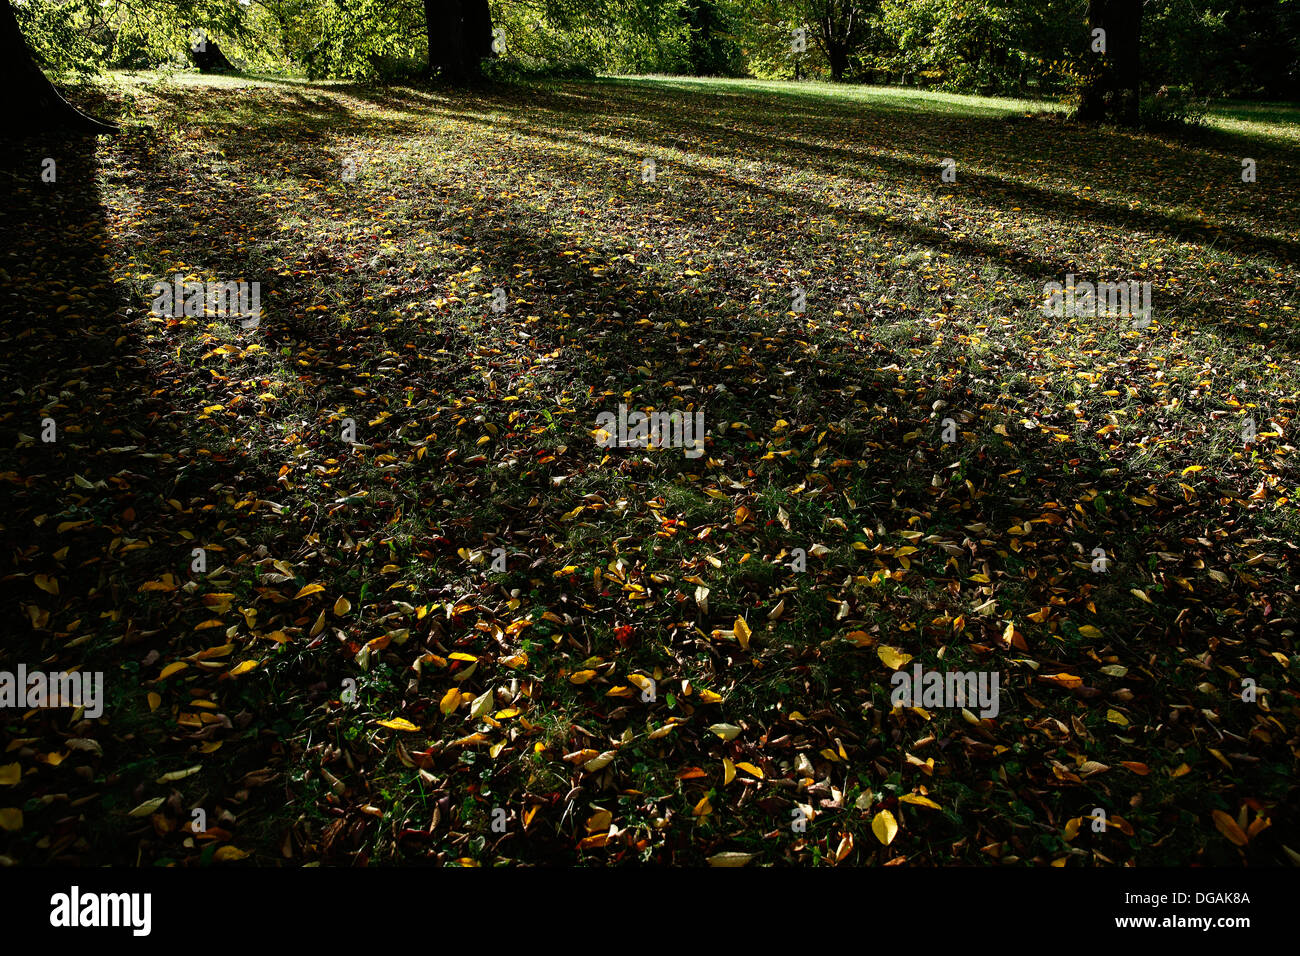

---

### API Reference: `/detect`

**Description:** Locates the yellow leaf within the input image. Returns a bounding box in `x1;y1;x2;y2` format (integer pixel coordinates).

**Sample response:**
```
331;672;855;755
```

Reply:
877;645;913;670
0;808;22;831
229;660;259;677
439;687;461;715
201;592;234;610
1212;810;1249;847
693;794;712;817
377;718;420;731
723;757;736;785
158;662;188;679
333;596;352;616
898;793;940;810
1078;624;1103;639
0;764;20;786
569;669;598;684
213;846;250;862
294;583;325;600
155;765;201;784
872;809;898;845
708;723;741;740
34;575;58;595
734;616;751;650
735;761;764;779
628;674;655;696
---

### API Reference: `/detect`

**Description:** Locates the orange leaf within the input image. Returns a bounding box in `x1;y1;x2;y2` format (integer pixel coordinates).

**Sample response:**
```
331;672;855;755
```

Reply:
1212;810;1249;847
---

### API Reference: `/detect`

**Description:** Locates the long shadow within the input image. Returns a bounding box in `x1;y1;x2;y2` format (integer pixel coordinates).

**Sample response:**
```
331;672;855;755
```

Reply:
0;97;360;863
79;78;1300;864
312;165;1300;864
516;81;1300;263
0;125;269;864
426;98;1300;358
194;92;1296;653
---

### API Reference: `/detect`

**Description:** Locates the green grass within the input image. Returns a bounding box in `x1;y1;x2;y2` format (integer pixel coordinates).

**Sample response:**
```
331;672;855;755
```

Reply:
1;71;1297;868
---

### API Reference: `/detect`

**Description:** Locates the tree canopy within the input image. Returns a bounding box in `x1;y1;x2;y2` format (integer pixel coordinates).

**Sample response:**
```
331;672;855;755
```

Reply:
9;0;1295;102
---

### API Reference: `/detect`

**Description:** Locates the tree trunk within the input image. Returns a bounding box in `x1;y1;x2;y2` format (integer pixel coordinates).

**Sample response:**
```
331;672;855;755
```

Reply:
425;0;493;81
0;0;116;136
1076;0;1143;125
828;44;847;82
190;36;235;73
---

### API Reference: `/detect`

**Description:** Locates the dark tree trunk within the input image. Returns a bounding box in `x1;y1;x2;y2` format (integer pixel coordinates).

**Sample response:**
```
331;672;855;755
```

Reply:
1076;0;1143;125
0;0;116;136
425;0;493;81
425;0;464;80
827;44;848;82
190;37;235;73
463;0;493;63
811;0;860;83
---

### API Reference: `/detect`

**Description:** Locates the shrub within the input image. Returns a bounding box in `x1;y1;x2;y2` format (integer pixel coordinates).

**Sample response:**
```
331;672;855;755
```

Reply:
1140;84;1209;129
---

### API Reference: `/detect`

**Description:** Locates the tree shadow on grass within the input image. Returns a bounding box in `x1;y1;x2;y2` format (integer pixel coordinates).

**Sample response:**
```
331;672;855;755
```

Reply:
425;94;1299;363
71;78;1300;864
520;81;1300;260
0;128;296;864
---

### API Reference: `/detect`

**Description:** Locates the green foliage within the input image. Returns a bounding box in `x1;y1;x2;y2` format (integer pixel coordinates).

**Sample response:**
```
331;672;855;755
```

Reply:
14;0;116;76
682;0;746;75
876;0;1080;94
11;0;1300;102
738;0;823;79
1144;0;1300;99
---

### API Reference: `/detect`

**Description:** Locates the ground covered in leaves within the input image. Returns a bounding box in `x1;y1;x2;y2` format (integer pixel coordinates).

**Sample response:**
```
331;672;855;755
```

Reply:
2;74;1299;866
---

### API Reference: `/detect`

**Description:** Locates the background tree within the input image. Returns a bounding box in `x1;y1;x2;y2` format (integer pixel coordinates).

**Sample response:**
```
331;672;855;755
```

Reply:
797;0;876;81
682;0;745;75
5;0;1299;120
1075;0;1144;124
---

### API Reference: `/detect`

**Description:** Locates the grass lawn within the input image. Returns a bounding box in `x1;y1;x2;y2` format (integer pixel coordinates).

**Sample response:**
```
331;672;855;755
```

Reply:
1;72;1298;866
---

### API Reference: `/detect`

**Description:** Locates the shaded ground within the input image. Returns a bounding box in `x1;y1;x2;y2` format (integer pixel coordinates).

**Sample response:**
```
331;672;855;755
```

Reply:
1;74;1298;866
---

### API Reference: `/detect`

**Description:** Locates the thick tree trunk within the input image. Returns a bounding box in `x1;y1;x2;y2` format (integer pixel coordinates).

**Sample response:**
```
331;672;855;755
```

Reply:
190;37;235;73
828;44;848;82
1076;0;1143;125
0;0;116;136
425;0;463;80
425;0;493;81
